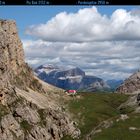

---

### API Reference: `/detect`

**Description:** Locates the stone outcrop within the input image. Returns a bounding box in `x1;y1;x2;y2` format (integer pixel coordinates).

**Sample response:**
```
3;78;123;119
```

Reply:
0;19;80;140
116;71;140;94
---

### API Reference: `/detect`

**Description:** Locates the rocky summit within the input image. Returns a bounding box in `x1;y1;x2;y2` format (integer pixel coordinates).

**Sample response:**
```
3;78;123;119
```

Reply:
116;71;140;94
0;20;80;140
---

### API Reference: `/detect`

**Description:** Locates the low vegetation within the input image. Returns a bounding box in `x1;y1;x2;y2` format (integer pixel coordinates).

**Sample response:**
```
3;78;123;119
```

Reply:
0;104;9;121
20;120;33;134
12;68;44;93
38;109;47;126
93;113;140;140
62;92;135;140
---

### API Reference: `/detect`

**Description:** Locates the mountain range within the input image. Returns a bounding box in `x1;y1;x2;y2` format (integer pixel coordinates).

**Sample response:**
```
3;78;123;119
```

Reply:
35;64;110;91
106;79;123;91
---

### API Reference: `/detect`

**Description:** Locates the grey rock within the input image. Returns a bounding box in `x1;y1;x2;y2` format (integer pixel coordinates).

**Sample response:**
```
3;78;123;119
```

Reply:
0;129;14;140
0;19;80;140
1;114;24;139
15;105;40;124
27;126;51;140
116;71;140;94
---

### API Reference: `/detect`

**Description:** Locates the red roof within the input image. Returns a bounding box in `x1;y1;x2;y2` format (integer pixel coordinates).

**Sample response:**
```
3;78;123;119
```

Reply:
67;90;76;93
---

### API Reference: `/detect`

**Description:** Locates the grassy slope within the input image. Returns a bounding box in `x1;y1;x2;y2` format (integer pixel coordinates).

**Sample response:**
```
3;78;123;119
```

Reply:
93;113;140;140
62;92;133;140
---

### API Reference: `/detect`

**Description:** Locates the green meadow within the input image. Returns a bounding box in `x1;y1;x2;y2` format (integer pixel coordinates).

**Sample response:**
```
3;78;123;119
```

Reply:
62;92;140;140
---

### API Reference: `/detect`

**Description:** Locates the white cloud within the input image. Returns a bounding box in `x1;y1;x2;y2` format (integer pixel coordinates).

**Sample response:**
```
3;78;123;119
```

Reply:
22;39;140;79
26;59;40;65
26;6;140;42
22;7;140;80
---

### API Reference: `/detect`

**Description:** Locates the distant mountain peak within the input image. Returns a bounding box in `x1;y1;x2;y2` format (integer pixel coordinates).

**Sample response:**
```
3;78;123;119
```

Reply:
106;79;123;91
35;64;110;91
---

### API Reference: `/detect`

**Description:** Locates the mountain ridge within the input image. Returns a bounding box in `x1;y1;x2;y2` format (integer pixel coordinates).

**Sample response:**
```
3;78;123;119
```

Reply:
106;79;123;91
35;64;110;91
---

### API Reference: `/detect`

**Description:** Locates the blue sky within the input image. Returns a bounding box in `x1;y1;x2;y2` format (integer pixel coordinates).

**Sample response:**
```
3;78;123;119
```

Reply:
0;6;138;39
1;6;140;80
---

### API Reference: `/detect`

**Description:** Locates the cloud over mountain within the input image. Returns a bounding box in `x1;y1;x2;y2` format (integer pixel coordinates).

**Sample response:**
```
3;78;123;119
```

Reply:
23;7;140;80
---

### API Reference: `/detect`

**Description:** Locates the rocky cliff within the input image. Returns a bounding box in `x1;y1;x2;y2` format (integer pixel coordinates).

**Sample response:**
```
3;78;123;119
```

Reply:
116;71;140;94
0;20;80;140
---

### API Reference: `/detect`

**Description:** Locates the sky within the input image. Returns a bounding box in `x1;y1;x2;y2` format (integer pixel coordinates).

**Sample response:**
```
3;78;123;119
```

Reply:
1;6;140;80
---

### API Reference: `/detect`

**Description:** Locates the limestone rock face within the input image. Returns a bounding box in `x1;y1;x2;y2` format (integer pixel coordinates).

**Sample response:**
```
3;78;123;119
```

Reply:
0;20;44;93
1;114;24;139
0;20;24;87
116;71;140;94
0;19;80;140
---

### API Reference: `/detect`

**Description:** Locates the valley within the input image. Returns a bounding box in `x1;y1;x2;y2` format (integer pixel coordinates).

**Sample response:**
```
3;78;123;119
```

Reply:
1;14;140;140
62;92;140;140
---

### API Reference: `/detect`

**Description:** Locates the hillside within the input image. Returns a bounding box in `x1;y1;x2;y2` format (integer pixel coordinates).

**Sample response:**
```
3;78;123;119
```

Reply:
0;19;80;140
62;92;128;140
62;92;140;140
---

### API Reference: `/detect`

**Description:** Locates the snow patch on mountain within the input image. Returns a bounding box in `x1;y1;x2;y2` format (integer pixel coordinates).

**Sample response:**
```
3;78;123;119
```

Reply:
35;64;110;91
